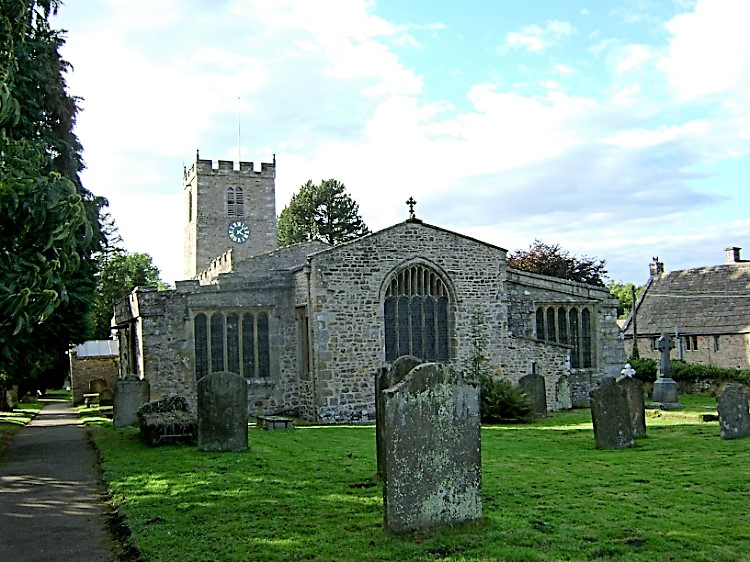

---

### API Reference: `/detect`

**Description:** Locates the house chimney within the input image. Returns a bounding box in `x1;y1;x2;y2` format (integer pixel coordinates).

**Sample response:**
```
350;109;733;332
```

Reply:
725;246;742;263
649;257;664;277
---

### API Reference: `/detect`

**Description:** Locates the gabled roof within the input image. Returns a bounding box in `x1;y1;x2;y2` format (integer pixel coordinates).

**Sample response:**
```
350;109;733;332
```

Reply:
625;263;750;336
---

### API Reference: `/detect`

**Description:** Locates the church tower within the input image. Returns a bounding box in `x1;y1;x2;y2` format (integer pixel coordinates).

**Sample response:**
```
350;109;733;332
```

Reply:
183;152;278;279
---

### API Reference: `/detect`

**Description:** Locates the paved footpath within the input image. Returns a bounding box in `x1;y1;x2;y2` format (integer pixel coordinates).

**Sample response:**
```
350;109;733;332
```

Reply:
0;401;115;561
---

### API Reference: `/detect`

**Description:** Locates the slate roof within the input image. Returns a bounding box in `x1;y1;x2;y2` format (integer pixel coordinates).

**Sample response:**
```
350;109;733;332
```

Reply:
624;262;750;336
73;340;119;358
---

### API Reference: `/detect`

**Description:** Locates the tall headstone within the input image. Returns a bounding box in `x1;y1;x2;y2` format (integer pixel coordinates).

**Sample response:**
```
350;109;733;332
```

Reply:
113;376;151;427
651;333;682;408
382;363;481;533
555;375;572;411
375;355;422;479
616;373;646;438
519;373;547;418
590;376;635;449
197;371;248;452
717;385;750;440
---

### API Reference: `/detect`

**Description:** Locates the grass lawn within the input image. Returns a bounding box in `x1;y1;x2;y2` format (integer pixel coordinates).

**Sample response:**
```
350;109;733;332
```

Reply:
0;400;45;455
89;394;750;562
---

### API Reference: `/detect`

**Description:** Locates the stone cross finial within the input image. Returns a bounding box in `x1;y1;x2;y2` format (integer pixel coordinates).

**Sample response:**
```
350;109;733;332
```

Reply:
621;363;636;378
656;332;675;379
406;197;417;219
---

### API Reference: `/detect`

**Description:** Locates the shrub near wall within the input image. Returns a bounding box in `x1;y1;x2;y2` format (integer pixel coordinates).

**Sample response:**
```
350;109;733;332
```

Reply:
629;358;750;393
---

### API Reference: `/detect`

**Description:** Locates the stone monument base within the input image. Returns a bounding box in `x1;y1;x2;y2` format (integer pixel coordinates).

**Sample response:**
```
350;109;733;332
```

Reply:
645;401;684;411
652;377;679;402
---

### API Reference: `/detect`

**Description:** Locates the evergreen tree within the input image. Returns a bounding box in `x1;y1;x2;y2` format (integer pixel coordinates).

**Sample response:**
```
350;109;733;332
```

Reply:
278;179;370;246
507;239;608;287
89;252;166;339
0;1;107;397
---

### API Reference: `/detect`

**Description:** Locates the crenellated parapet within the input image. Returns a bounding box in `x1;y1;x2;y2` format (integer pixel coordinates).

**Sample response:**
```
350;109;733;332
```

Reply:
183;153;276;182
197;248;234;285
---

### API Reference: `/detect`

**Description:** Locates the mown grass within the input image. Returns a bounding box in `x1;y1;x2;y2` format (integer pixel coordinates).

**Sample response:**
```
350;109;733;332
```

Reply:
89;394;750;562
0;400;45;455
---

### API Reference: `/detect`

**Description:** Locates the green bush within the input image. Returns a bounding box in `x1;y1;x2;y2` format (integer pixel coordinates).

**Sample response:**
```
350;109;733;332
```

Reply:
627;358;750;385
479;375;534;423
137;396;196;447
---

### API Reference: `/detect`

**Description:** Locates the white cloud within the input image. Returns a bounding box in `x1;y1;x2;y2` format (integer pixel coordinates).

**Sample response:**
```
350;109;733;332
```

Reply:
505;20;573;53
663;0;750;103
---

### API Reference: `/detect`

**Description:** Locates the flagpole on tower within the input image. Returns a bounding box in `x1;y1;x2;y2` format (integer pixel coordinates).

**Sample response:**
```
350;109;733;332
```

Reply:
237;96;241;163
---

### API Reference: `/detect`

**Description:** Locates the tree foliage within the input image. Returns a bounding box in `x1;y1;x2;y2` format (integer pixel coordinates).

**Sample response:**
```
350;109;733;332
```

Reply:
89;252;166;339
0;0;106;391
278;179;370;246
507;239;608;287
607;280;645;320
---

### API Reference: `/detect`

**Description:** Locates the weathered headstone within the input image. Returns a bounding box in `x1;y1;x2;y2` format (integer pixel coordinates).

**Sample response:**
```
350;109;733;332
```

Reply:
717;385;750;440
89;378;107;394
197;371;248;452
555;375;572;411
382;363;481;533
519;373;547;418
113;375;151;427
590;376;635;449
98;387;114;407
616;374;646;438
376;355;422;478
651;333;682;408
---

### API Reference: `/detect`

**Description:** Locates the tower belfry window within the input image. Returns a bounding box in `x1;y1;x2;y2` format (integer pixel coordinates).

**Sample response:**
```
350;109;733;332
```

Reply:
227;187;244;217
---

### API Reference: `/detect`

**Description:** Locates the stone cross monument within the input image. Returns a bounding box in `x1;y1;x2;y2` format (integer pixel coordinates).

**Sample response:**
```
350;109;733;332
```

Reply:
650;332;682;409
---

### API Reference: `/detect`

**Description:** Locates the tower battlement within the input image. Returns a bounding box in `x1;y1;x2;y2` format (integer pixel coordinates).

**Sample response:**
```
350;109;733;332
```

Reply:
183;154;275;181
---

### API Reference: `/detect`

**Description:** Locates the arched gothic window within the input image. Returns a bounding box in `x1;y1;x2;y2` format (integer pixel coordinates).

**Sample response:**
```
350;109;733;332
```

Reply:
384;265;450;362
227;187;244;217
193;310;270;378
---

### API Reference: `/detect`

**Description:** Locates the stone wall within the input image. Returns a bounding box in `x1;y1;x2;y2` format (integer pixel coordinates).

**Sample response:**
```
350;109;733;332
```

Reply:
630;333;750;370
303;220;509;423
70;355;119;405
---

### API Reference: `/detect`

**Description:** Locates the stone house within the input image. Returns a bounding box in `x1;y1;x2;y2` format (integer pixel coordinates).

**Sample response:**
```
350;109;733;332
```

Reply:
622;248;750;370
68;340;119;404
112;155;626;422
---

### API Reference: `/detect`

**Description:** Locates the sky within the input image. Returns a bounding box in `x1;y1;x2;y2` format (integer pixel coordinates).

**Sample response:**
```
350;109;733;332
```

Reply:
54;0;750;286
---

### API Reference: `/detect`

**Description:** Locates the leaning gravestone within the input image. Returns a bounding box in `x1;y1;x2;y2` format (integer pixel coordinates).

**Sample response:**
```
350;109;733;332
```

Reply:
113;376;151;427
616;374;646;438
519;373;547;418
590;376;635;449
197;371;248;452
717;385;750;440
375;355;422;479
382;363;481;533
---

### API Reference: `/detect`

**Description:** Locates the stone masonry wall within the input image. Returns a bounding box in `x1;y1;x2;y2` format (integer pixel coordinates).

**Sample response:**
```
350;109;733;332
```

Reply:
629;333;750;370
70;355;119;405
304;220;509;422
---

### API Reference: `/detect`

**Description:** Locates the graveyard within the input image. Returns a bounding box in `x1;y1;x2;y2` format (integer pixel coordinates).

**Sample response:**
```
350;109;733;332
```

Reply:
83;393;750;562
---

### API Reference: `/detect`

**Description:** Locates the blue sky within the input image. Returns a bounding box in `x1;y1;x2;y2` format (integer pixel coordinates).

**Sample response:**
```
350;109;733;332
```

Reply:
54;0;750;285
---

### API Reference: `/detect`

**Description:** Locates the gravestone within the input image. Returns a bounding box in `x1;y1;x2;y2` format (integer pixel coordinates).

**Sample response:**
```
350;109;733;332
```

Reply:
519;373;547;418
589;376;635;449
651;333;682;408
376;355;422;478
98;387;114;407
89;378;107;394
197;371;248;452
717;385;750;440
616;373;646;438
555;375;572;410
113;376;151;427
382;363;481;533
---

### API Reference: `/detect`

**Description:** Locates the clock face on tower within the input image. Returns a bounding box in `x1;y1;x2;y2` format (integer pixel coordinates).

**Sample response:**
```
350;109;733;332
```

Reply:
227;220;250;244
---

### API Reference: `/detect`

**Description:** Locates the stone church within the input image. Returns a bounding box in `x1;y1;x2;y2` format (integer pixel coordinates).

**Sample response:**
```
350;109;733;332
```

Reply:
112;154;626;422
